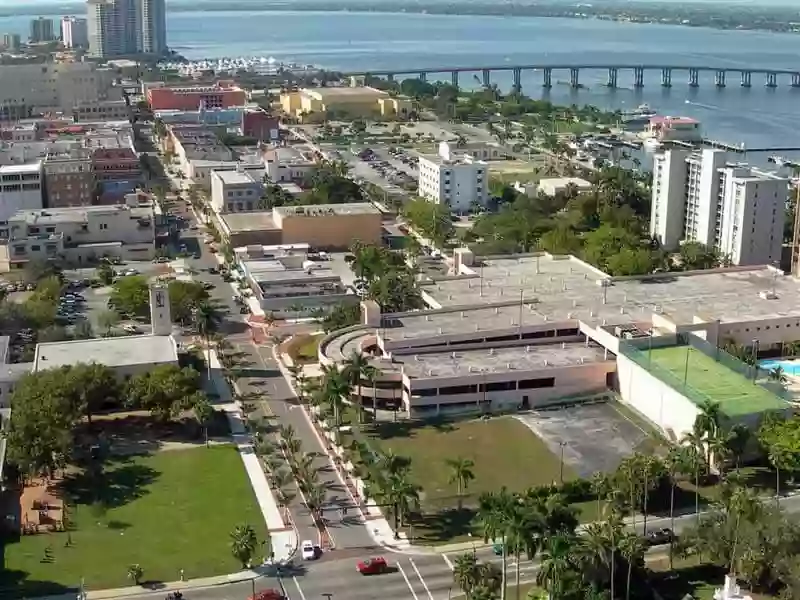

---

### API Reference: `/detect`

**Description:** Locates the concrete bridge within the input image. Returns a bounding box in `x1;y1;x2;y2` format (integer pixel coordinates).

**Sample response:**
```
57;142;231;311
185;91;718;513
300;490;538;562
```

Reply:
342;64;800;91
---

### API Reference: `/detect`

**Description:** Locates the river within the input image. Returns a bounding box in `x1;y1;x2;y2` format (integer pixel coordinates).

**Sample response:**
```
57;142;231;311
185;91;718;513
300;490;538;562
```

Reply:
2;10;800;158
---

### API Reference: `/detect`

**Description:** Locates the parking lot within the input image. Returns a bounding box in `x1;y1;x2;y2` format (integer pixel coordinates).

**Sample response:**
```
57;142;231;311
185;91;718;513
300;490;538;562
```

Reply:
514;401;656;477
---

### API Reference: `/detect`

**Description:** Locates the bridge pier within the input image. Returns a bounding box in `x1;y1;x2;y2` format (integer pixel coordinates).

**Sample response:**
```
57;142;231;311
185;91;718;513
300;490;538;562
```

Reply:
542;67;552;89
740;71;751;87
481;68;491;88
688;68;699;87
418;72;427;82
570;67;580;88
633;67;644;88
451;71;459;88
661;68;672;87
766;72;778;88
715;70;726;88
512;67;522;94
606;68;618;88
792;73;800;88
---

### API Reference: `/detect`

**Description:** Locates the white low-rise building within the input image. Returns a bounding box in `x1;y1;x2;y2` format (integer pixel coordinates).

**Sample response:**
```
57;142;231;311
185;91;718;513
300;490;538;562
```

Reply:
0;194;156;271
263;146;316;183
417;142;488;213
210;168;264;213
0;162;44;222
535;177;593;198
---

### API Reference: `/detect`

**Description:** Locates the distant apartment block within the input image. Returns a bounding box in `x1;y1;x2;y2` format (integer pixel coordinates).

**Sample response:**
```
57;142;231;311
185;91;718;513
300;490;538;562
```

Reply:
146;81;247;111
137;0;167;56
62;16;89;48
29;17;54;43
0;197;156;271
88;0;166;58
2;33;20;51
417;142;488;213
650;148;788;266
0;62;120;119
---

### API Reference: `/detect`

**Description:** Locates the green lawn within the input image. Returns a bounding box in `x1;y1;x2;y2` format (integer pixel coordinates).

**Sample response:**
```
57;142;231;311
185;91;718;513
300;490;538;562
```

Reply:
363;417;579;543
1;445;267;597
647;346;788;417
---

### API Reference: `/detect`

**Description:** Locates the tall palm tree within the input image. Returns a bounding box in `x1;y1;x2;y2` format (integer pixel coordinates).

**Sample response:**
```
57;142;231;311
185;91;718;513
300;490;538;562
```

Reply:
319;364;352;440
505;508;541;600
453;553;479;596
193;301;221;380
446;456;476;509
386;472;420;533
478;489;516;600
725;424;751;471
343;351;379;424
618;533;645;600
589;471;610;517
536;534;575;600
664;445;689;569
696;400;723;441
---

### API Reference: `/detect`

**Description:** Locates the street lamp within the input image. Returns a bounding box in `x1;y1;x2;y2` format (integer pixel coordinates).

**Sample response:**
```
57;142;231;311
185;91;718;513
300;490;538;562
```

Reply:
559;441;568;484
467;532;477;556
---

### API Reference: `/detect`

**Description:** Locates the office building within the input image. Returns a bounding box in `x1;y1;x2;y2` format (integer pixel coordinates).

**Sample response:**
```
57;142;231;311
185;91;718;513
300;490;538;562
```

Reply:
2;33;21;51
62;16;89;49
146;81;246;111
29;17;54;43
210;169;263;214
87;0;167;58
0;195;156;271
650;149;788;266
0;62;119;119
137;0;166;56
417;142;488;213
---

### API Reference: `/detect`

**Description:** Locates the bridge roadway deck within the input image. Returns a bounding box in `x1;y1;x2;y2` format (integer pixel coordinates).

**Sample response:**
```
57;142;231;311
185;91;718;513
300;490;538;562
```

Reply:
343;64;800;76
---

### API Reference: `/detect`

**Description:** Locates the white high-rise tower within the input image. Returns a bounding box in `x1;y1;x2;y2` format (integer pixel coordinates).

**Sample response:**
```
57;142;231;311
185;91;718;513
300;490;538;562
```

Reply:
149;283;172;336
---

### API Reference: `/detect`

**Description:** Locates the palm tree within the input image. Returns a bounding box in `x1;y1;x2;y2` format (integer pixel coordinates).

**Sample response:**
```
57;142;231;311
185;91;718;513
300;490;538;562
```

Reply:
320;364;352;439
453;553;480;596
536;534;575;600
724;424;751;471
619;533;645;600
192;394;214;447
505;508;541;600
446;457;476;509
696;399;723;441
127;564;144;585
386;472;420;534
680;434;705;522
229;524;258;568
664;445;689;569
193;301;221;380
478;489;515;600
343;351;379;424
589;471;609;517
769;366;788;386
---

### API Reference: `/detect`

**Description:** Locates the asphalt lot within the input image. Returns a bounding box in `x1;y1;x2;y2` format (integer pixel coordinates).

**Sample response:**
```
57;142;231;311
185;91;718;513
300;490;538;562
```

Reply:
514;401;653;478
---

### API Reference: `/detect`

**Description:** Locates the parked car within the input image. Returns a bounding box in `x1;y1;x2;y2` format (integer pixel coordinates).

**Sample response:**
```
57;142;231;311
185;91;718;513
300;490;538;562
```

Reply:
357;556;389;575
301;540;318;560
644;528;674;546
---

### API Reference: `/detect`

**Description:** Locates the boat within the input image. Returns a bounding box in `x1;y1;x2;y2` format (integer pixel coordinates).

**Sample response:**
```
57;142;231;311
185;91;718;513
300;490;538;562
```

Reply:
621;103;658;125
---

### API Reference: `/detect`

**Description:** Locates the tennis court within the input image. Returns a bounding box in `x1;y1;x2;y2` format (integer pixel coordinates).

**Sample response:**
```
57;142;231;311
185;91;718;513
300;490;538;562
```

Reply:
647;346;788;417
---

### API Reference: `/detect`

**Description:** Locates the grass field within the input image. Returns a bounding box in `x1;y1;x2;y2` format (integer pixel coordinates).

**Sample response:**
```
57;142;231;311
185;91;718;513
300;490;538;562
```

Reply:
364;417;583;543
647;346;788;417
0;445;267;596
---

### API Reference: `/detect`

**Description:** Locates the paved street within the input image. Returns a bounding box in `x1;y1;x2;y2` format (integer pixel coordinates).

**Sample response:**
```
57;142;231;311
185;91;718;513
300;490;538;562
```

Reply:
174;191;377;554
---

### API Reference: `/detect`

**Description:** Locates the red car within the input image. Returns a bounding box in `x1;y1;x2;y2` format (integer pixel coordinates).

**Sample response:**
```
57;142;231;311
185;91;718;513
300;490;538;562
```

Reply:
357;556;389;575
248;590;285;600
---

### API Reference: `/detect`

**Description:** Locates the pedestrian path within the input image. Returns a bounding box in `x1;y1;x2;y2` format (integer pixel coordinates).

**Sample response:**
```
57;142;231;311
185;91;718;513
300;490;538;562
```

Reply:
208;350;298;563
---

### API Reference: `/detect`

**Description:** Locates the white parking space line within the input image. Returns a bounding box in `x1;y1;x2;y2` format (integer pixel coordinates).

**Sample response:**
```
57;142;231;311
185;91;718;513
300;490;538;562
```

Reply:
292;576;307;600
397;561;420;600
442;553;454;571
409;557;435;600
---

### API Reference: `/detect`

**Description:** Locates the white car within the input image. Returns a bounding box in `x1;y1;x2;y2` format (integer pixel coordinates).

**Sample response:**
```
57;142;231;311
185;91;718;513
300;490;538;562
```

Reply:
301;540;316;560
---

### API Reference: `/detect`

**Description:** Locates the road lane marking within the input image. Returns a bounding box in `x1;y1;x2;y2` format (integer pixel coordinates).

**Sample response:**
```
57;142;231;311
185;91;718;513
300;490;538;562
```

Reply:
442;553;454;571
292;576;307;600
397;561;420;600
409;557;435;600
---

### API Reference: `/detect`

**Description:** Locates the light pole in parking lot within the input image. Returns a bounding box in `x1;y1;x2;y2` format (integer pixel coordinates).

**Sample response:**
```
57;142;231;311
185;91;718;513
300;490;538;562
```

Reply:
559;441;568;484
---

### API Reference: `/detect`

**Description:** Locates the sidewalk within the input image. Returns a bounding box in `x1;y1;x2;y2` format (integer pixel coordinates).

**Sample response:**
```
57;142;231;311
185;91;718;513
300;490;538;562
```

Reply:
208;350;299;564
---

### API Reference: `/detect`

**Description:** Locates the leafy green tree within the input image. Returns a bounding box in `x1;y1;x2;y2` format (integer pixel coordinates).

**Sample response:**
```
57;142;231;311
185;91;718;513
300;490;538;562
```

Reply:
110;275;150;318
679;241;721;270
229;524;258;568
320;302;360;333
97;262;114;285
66;362;119;428
98;309;120;336
126;365;200;421
170;280;211;325
192;394;214;447
401;197;454;246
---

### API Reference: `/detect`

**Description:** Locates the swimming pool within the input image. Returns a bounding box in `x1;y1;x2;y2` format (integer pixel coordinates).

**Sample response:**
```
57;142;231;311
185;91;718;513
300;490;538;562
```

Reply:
759;358;800;376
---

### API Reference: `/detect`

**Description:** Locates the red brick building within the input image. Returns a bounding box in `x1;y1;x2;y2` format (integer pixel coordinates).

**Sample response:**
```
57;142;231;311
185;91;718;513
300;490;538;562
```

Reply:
147;81;247;111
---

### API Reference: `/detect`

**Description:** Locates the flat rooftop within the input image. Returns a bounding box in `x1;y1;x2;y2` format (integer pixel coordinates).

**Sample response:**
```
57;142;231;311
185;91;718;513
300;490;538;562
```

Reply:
11;205;152;225
305;86;388;99
274;202;379;217
222;211;278;233
214;170;258;185
34;335;178;371
646;345;788;417
396;342;608;379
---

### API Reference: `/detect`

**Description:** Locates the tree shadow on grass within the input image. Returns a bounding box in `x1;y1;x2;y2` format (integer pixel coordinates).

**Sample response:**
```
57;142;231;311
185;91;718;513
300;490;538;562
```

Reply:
61;460;159;510
368;418;456;440
405;508;478;544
